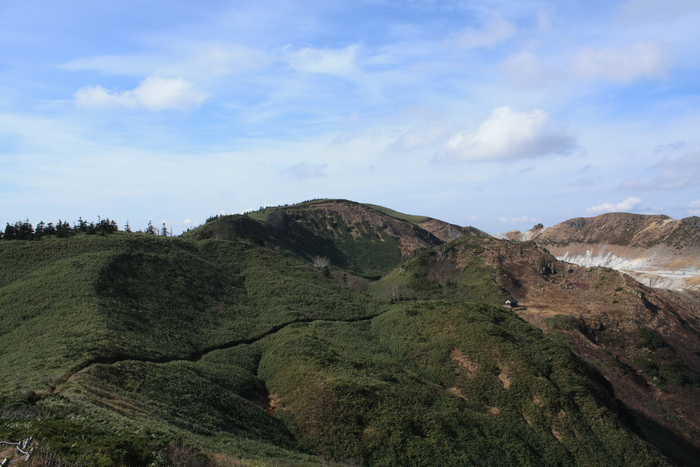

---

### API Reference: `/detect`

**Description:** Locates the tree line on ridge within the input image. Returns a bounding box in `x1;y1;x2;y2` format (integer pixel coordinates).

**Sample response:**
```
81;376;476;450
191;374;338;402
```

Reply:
1;218;172;240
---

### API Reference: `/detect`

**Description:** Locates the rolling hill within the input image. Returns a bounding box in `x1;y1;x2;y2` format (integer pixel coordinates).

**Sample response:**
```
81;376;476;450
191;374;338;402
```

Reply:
1;200;699;466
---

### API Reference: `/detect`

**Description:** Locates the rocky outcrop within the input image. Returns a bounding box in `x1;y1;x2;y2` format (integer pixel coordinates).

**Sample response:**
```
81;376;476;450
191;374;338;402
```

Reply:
417;218;489;243
500;213;700;290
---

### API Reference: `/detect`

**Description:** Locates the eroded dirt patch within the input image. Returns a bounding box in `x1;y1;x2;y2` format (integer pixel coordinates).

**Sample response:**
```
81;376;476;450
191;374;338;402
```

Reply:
451;348;478;376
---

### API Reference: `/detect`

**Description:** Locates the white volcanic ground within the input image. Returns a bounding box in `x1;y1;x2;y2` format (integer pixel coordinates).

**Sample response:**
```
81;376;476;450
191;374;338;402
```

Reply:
551;243;700;290
495;225;700;291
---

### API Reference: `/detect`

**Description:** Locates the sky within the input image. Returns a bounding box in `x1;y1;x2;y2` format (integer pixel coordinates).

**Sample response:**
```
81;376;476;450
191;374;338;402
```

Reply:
1;0;700;234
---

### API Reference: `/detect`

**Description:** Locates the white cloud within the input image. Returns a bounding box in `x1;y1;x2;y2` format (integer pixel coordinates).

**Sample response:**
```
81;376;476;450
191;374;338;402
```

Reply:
282;162;328;180
434;107;577;162
74;76;208;111
285;45;359;78
689;199;700;216
571;41;669;83
451;16;516;50
586;196;643;214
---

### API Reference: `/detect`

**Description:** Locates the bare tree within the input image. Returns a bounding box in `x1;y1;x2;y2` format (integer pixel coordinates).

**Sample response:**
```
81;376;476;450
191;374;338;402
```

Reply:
312;256;331;269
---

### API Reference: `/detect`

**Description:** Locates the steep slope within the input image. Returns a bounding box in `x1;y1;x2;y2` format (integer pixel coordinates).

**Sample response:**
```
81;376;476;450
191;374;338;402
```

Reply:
361;202;489;242
501;214;700;290
184;199;476;279
385;235;700;466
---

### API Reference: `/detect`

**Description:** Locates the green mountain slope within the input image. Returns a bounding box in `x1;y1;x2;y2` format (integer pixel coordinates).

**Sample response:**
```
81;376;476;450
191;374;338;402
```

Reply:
183;199;447;279
1;201;695;465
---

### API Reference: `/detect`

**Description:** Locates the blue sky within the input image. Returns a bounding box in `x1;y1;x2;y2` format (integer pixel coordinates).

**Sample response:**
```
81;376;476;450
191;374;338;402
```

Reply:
2;0;700;234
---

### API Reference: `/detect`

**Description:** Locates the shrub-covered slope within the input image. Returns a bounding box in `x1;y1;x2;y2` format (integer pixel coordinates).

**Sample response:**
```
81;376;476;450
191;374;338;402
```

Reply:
1;207;696;466
381;235;700;466
183;199;450;279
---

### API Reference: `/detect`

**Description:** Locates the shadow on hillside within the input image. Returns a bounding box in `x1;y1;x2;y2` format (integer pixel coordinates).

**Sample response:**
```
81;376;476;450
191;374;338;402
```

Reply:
628;408;700;467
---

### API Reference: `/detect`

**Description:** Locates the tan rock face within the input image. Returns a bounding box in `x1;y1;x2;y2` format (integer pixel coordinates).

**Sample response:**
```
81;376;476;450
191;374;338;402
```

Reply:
501;213;700;290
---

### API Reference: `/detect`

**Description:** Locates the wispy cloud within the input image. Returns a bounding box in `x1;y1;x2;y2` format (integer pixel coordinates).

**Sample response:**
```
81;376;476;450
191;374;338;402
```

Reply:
450;16;516;50
621;0;700;23
75;76;208;111
499;215;542;224
282;162;328;180
503;40;671;88
501;51;555;88
654;140;688;153
61;43;271;79
387;124;449;153
285;45;360;79
434;107;577;162
571;41;669;83
620;151;700;190
586;196;643;214
689;199;700;216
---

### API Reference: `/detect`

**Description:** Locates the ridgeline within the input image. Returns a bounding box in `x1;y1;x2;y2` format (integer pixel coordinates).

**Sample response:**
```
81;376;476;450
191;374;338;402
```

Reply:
1;200;699;466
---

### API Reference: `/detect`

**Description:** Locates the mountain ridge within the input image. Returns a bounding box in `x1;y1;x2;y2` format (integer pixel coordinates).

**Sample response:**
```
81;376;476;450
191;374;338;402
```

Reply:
498;212;700;290
1;199;700;466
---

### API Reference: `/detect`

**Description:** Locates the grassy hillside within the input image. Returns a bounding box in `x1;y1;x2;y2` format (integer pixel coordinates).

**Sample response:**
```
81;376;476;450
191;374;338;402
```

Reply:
0;209;691;466
182;200;442;279
257;301;666;466
0;232;382;465
371;236;508;304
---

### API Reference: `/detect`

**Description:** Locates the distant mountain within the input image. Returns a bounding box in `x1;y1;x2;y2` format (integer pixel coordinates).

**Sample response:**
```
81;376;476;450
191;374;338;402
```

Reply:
1;201;699;466
184;199;488;279
498;213;700;290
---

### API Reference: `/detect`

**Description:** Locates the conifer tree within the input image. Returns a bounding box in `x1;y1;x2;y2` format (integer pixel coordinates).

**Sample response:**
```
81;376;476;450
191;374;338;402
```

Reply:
35;221;46;238
145;220;156;235
3;223;16;240
44;222;56;236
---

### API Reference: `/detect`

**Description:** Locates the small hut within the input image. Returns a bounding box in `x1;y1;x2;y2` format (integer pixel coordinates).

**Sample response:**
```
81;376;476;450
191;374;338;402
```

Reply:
505;298;519;308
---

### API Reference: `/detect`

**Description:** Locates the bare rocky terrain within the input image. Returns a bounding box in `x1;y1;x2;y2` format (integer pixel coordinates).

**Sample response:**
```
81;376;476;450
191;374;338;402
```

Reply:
497;213;700;290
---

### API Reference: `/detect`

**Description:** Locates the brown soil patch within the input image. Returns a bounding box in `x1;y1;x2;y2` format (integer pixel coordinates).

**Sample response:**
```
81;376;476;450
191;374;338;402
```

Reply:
447;386;467;400
498;367;512;389
551;427;564;443
266;393;287;415
451;348;478;376
362;427;379;441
